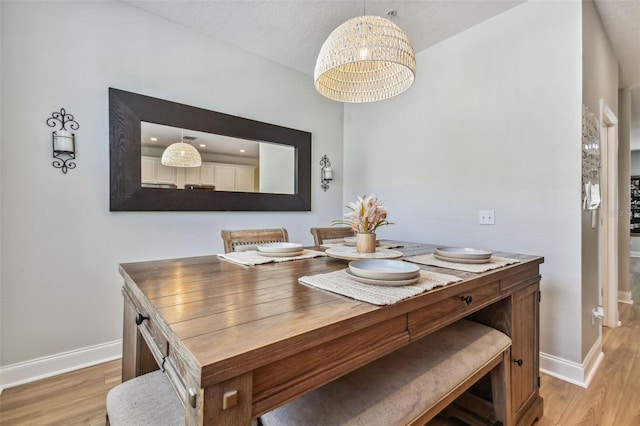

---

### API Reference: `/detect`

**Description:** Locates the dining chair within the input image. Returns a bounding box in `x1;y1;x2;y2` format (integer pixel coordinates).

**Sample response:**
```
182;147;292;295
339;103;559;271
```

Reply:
221;228;289;253
309;226;354;246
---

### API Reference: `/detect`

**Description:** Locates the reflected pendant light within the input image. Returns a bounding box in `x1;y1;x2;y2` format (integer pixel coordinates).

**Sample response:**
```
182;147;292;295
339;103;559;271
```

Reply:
161;131;202;168
314;13;416;103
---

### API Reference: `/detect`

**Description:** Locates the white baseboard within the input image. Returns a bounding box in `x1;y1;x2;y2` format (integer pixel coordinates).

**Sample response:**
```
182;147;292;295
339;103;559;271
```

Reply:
619;290;634;305
630;251;640;258
540;335;603;388
0;340;122;393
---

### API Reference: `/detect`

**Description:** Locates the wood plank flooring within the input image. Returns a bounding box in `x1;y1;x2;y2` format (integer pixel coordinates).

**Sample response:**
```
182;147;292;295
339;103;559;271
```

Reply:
0;360;121;425
2;304;640;425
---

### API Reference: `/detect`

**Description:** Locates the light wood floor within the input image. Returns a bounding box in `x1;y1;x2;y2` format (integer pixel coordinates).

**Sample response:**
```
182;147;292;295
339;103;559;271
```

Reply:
2;304;640;425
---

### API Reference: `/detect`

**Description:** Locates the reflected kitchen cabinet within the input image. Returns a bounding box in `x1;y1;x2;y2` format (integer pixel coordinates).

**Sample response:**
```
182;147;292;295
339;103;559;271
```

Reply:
212;163;255;192
185;163;214;187
142;156;255;192
141;156;178;188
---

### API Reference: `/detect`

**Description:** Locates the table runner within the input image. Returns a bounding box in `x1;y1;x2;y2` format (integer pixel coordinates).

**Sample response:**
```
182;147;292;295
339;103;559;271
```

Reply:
299;269;462;305
403;253;520;273
218;249;326;266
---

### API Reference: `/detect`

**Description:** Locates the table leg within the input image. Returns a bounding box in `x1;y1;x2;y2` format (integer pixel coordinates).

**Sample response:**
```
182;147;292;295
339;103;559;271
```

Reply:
121;288;159;381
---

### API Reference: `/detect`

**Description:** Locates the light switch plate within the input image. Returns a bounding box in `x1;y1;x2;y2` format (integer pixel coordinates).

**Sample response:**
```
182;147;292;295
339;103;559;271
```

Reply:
479;210;495;225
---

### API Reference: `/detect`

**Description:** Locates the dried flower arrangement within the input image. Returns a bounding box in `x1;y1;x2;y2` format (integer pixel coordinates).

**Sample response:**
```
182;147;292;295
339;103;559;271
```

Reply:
332;194;393;234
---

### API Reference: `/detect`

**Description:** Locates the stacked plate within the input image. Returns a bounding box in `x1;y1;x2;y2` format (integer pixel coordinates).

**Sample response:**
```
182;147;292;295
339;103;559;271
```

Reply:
434;247;492;264
347;259;421;286
256;242;304;257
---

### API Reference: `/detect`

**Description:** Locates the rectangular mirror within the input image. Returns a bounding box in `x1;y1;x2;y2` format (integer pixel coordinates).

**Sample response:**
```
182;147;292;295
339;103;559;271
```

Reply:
109;88;311;211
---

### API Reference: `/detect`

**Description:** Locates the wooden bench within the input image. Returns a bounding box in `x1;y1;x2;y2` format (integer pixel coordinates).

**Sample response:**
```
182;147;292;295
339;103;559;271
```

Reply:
260;319;512;426
106;320;511;426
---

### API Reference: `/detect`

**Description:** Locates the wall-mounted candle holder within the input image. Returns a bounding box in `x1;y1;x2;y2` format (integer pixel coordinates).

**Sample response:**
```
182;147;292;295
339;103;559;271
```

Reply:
320;154;333;191
47;108;79;174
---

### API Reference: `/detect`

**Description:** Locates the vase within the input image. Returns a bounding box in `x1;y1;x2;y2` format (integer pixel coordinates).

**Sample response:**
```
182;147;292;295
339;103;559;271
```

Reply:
356;233;376;253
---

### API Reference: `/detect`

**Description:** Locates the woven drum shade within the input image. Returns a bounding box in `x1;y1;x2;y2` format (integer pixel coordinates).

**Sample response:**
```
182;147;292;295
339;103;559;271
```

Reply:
314;15;416;103
161;142;202;167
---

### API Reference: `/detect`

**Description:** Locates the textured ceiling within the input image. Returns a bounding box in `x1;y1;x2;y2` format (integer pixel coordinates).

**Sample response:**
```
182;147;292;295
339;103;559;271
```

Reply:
122;0;639;138
593;0;640;147
122;0;526;76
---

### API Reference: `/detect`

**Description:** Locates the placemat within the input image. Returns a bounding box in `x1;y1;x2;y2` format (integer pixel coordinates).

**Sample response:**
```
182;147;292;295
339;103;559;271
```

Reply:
299;269;462;305
403;253;520;273
218;249;326;266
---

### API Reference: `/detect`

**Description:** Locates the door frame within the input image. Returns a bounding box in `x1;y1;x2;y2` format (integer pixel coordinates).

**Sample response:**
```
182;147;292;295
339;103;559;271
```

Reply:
599;99;619;328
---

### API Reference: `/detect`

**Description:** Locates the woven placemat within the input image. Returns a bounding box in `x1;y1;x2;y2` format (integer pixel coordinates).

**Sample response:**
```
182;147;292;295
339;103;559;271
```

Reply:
218;249;326;266
403;254;519;273
299;269;462;305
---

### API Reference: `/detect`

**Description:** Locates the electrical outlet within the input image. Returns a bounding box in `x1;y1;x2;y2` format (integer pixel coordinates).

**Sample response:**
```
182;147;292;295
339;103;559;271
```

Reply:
479;210;495;225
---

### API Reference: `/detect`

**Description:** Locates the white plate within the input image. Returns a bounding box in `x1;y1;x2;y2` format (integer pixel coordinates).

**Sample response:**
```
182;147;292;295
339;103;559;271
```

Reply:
345;270;420;286
258;249;305;258
435;247;492;260
434;254;491;264
325;247;404;261
349;259;420;280
257;242;303;253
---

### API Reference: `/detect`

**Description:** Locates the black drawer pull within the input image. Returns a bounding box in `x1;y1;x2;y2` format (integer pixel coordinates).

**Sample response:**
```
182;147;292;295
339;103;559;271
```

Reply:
135;313;149;326
514;359;523;367
460;295;473;305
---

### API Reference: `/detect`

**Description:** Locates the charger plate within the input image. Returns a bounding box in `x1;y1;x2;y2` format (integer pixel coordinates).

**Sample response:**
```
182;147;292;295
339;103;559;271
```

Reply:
257;242;303;253
258;249;305;257
345;270;420;286
325;247;403;261
435;247;492;260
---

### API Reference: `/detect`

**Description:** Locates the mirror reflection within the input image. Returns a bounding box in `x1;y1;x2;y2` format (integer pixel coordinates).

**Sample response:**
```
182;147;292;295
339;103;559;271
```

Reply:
140;122;295;195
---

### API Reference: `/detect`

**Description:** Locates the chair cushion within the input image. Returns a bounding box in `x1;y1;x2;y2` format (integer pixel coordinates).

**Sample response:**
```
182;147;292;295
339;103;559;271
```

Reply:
106;370;185;426
260;319;511;426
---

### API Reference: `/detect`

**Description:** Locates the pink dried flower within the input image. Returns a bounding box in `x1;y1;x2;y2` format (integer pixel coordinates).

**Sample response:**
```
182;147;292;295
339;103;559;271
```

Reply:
331;195;393;234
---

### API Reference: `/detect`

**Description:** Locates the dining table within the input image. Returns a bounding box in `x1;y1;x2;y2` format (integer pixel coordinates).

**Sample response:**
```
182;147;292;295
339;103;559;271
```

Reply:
118;241;544;425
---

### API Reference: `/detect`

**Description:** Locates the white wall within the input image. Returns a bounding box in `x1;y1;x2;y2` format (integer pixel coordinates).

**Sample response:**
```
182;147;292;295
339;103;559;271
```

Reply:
581;0;619;358
343;0;583;372
0;0;344;376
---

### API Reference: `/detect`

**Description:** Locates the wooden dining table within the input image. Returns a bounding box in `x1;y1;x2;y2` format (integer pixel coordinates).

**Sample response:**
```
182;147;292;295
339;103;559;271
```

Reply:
119;241;544;425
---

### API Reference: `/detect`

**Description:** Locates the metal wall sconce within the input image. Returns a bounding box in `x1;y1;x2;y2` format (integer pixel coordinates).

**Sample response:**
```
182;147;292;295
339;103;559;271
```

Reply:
320;154;333;191
46;108;79;174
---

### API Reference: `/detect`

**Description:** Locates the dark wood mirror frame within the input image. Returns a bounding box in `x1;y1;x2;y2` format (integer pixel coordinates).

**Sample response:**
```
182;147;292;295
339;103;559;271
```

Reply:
109;88;312;211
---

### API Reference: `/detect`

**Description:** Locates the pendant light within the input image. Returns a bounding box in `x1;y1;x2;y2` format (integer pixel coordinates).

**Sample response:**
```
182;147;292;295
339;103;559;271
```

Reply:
314;9;416;103
161;129;202;167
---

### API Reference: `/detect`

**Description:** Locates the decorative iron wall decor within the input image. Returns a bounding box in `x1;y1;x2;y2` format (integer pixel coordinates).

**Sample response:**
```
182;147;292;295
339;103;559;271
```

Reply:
47;108;79;174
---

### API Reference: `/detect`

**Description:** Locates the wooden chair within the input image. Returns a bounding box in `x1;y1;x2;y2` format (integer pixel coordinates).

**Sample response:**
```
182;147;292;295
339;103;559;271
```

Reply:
310;226;355;246
221;228;289;253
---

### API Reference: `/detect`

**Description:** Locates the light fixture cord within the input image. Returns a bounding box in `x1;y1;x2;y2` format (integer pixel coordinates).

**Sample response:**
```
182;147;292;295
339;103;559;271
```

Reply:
363;0;366;16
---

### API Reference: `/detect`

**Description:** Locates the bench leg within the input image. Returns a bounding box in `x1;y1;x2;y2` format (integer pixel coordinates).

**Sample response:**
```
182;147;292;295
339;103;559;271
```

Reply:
491;348;513;426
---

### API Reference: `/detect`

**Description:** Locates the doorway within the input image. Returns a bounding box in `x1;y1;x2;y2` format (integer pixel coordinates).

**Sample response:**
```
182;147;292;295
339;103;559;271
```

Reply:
600;99;619;328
